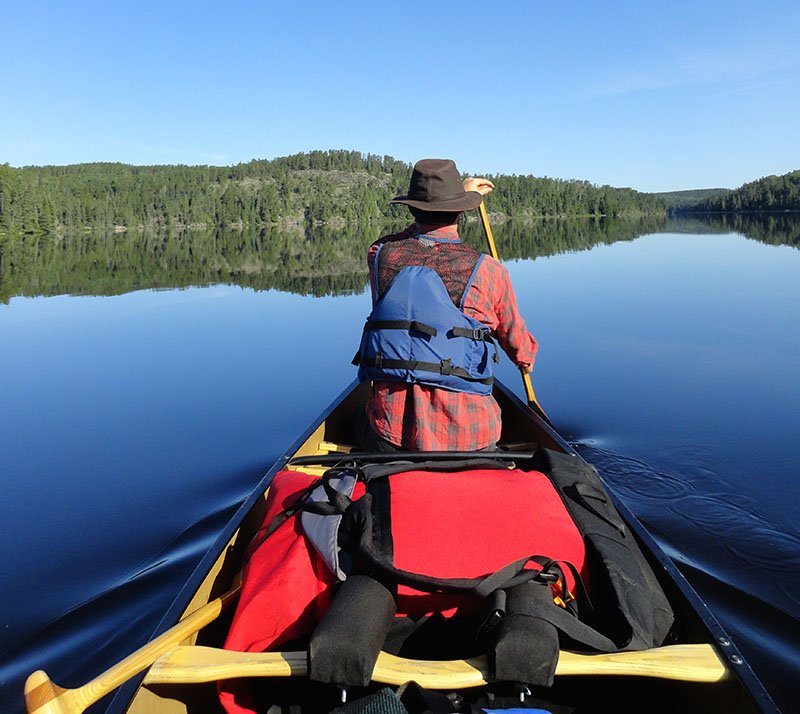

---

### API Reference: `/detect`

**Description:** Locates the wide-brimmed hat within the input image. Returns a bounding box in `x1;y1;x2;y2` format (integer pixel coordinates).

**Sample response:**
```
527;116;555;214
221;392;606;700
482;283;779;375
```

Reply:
391;159;483;212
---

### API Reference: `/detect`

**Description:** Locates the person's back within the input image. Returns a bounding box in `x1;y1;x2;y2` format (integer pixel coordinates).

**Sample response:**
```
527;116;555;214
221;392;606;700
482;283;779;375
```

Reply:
354;159;537;451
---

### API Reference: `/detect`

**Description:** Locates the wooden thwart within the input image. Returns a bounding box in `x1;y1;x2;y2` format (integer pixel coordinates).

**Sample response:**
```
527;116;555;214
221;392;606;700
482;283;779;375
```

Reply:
144;644;731;688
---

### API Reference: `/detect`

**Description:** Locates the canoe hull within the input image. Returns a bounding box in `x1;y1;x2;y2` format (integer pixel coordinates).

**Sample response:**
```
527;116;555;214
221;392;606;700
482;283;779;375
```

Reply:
87;380;778;714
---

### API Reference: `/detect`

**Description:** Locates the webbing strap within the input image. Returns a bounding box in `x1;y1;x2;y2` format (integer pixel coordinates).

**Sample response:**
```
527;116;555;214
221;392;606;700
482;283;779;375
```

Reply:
451;326;493;342
511;590;617;652
362;322;493;342
359;356;494;385
474;555;559;598
351;543;555;597
360;458;509;482
244;467;358;565
348;544;617;651
451;327;500;364
363;319;438;337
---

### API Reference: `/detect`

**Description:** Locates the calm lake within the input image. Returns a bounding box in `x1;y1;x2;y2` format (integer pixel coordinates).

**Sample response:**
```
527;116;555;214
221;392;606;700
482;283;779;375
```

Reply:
1;215;799;714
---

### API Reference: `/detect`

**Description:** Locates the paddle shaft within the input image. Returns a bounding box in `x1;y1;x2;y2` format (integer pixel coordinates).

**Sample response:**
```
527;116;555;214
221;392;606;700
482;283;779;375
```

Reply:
478;202;551;424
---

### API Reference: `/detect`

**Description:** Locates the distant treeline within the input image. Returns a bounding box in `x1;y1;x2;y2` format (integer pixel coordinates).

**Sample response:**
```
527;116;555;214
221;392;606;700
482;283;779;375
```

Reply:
655;188;731;209
677;170;800;213
0;150;666;236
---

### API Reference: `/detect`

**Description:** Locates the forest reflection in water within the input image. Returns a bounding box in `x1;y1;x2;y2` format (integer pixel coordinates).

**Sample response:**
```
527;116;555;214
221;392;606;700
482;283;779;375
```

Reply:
3;212;797;304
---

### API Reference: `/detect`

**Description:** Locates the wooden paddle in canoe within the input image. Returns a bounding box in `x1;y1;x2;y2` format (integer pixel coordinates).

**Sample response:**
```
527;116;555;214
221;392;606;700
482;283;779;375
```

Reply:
477;199;553;428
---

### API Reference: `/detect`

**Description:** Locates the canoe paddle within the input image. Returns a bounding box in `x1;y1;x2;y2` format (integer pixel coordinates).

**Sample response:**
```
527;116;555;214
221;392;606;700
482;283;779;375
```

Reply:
24;583;241;714
478;201;554;428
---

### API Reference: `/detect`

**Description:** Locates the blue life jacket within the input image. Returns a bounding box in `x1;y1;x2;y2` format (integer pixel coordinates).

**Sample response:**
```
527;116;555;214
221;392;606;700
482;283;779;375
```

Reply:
355;264;498;394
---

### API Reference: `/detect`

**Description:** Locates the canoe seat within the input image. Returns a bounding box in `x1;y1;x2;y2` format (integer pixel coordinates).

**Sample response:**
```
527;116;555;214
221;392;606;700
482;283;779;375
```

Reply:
285;442;356;476
317;441;355;455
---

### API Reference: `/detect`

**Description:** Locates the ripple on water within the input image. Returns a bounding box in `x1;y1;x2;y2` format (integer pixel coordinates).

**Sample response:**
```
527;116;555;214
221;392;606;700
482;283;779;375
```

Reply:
578;443;800;622
577;445;696;503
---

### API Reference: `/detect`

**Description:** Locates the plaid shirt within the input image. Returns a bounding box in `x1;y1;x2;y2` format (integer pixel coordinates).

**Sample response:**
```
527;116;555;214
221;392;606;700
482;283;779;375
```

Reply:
365;223;538;450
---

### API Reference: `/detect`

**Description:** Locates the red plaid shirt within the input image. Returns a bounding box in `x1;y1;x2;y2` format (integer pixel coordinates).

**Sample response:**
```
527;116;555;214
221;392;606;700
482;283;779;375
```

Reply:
365;223;538;450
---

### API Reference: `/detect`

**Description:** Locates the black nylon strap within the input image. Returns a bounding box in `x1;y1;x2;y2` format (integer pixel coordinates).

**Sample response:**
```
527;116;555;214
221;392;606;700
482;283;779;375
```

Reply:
243;467;359;565
363;319;438;337
451;326;494;342
355;544;555;597
360;458;510;482
350;544;618;651
511;592;617;652
358;356;494;385
474;556;559;599
322;476;354;514
366;476;394;563
554;558;597;619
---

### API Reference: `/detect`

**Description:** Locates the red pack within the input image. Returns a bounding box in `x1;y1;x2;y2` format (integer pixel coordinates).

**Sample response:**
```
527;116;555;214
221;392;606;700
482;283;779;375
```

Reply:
221;466;587;709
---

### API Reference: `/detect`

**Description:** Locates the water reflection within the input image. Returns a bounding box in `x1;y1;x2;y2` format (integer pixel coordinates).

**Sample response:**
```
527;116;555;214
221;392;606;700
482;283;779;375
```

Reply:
666;212;800;247
3;214;798;304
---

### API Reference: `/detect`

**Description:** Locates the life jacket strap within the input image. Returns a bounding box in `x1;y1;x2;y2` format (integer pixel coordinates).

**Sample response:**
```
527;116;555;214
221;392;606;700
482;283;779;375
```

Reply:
362;323;494;342
358;356;494;385
451;327;500;364
451;326;492;341
363;319;438;337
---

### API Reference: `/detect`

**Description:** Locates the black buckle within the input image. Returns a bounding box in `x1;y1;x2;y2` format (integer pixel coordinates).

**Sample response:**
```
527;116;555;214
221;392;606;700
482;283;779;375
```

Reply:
440;358;453;375
375;352;383;368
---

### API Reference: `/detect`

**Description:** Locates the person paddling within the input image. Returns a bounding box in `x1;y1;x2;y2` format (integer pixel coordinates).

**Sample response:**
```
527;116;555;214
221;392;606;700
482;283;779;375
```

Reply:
354;158;538;451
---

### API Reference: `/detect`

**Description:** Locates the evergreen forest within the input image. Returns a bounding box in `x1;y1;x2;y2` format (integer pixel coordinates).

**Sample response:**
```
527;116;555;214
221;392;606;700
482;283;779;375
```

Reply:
0;151;666;237
2;151;799;303
654;188;731;210
678;170;800;213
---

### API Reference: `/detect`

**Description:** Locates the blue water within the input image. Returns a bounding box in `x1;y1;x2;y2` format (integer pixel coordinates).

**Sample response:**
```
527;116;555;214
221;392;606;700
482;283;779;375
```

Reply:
1;229;799;714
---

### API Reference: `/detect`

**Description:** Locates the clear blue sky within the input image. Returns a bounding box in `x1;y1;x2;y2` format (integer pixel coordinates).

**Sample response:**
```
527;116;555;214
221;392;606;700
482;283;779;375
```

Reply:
2;0;798;192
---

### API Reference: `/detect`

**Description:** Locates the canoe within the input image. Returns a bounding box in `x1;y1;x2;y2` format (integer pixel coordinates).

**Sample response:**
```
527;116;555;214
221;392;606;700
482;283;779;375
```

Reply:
24;379;780;714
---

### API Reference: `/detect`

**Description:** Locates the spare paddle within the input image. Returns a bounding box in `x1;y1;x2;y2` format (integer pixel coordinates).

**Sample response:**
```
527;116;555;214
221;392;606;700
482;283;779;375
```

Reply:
24;583;241;714
478;201;553;428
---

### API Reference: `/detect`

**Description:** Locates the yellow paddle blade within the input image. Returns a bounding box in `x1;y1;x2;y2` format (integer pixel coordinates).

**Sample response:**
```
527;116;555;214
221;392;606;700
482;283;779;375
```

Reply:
24;584;241;714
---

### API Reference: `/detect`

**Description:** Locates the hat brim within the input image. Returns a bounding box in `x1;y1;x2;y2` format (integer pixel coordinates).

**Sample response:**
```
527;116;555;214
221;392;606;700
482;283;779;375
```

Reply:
390;190;483;212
